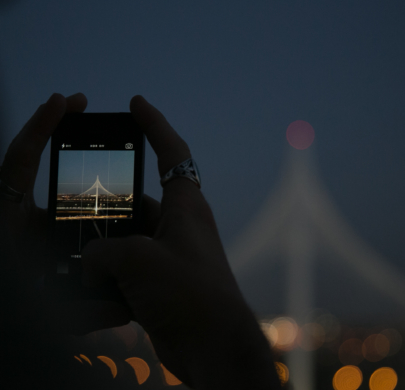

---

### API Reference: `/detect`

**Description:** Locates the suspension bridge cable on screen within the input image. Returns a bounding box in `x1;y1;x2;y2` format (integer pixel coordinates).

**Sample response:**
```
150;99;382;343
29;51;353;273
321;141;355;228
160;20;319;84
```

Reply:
77;175;117;215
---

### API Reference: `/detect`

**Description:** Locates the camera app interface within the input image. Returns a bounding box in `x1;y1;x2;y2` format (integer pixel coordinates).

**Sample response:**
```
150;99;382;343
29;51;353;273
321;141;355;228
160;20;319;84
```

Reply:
53;143;135;263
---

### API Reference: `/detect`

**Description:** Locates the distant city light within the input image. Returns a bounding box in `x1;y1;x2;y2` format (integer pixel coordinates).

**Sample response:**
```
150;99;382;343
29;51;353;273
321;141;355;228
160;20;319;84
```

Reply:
333;365;363;390
260;321;278;347
313;312;341;342
272;317;299;351
369;367;398;390
97;356;117;378
362;334;390;362
338;339;363;365
286;120;315;150
160;364;182;386
125;357;150;385
79;354;92;366
298;323;325;351
381;329;402;356
275;362;289;385
74;356;82;363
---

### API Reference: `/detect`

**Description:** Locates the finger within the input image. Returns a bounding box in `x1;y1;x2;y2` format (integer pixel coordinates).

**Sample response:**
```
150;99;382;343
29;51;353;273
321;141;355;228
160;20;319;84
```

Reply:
1;93;87;193
130;96;209;216
141;194;161;237
66;92;88;113
130;95;191;177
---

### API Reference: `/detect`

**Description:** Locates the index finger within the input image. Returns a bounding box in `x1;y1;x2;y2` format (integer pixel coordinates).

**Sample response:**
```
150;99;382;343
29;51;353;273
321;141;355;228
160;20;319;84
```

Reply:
1;93;87;193
130;96;209;215
130;95;191;176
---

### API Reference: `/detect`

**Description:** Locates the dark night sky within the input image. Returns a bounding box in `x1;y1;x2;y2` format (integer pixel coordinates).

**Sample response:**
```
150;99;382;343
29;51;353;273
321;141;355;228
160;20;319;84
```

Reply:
1;0;405;320
58;150;134;194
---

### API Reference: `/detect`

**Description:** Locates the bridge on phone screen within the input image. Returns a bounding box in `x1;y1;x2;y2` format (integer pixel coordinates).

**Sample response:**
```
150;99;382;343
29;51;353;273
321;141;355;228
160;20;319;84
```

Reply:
77;175;118;215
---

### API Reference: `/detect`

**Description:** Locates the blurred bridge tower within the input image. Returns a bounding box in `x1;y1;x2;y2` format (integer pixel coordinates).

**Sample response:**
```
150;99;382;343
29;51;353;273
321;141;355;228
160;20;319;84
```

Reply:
226;146;405;390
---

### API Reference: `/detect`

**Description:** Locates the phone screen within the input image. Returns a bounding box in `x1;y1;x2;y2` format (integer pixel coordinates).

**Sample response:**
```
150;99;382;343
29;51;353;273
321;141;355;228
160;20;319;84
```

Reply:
48;113;144;276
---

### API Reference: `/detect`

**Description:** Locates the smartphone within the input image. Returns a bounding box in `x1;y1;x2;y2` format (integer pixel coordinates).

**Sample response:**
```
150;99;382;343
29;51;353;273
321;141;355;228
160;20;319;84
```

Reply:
46;113;144;300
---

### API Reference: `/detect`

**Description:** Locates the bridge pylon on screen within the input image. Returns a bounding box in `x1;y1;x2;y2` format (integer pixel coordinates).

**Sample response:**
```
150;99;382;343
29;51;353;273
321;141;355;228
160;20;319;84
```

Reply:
78;175;117;214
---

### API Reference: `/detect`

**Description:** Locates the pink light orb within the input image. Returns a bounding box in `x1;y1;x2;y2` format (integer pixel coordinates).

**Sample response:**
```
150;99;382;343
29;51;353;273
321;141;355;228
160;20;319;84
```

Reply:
286;120;315;150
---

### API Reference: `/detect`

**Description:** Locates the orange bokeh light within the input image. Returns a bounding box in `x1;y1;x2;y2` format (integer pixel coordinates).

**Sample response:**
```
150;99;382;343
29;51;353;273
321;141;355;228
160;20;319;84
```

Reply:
275;362;289;385
333;365;363;390
272;317;299;351
314;312;341;342
125;357;150;385
338;339;363;365
260;321;278;347
381;329;402;356
74;356;82;363
298;323;325;351
362;334;390;362
160;364;182;386
97;356;118;378
369;367;398;390
79;354;92;366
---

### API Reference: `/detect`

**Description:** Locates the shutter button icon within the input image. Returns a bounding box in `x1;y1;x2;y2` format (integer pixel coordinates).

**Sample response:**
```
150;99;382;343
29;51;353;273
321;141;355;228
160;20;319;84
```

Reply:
125;143;133;149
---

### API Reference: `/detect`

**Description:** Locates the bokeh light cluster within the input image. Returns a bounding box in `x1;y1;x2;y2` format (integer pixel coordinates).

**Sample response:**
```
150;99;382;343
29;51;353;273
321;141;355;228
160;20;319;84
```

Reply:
67;312;403;388
69;323;183;386
73;353;181;386
259;310;402;388
260;310;341;352
332;366;398;390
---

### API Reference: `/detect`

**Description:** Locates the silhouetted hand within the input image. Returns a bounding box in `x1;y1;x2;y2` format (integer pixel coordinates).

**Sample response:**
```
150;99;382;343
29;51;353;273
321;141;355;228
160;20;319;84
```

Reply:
0;93;88;280
81;96;282;390
0;93;157;333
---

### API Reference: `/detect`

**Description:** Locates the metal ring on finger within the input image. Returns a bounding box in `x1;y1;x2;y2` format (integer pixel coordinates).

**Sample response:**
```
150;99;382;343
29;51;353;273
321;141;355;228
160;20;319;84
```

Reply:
160;158;201;189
